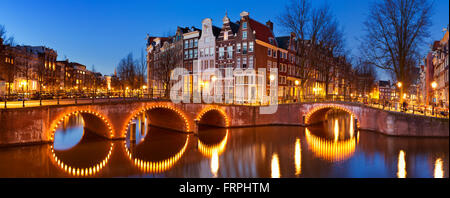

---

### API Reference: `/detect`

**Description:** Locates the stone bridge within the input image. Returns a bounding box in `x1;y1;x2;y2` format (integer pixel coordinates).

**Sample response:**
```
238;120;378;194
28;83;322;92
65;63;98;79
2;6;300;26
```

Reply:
0;101;448;146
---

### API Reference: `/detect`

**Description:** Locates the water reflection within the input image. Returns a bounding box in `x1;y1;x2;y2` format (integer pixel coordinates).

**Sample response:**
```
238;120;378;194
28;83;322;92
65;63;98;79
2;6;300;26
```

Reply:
126;113;149;145
397;150;407;178
295;138;301;176
197;128;229;177
271;153;280;178
434;158;443;178
305;109;358;163
0;122;448;178
125;126;189;174
53;113;84;150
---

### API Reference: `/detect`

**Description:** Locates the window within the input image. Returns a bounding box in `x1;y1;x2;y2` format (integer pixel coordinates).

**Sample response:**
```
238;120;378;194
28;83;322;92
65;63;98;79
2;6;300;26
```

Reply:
184;40;188;49
243;22;247;29
194;38;198;47
189;50;193;59
227;46;233;59
268;48;271;56
243;42;248;54
237;58;241;68
267;60;272;69
273;62;277;68
249;42;254;52
243;31;247;39
243;57;247;68
205;48;209;57
189;40;193;48
210;47;214;56
194;49;198;58
249;56;254;68
184;51;188;59
219;47;225;59
237;43;241;53
273;50;277;58
200;49;204;57
224;31;228;41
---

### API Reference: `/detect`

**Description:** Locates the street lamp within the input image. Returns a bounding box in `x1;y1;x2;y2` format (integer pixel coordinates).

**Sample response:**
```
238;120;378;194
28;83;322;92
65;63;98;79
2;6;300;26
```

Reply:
431;81;438;115
397;82;402;88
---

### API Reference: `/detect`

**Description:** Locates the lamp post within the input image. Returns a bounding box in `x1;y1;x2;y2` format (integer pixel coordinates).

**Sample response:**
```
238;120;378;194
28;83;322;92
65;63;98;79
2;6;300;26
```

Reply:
431;81;437;116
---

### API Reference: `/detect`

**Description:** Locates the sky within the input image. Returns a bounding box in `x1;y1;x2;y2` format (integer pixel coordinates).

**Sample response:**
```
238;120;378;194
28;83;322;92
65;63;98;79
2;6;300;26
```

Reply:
1;0;448;80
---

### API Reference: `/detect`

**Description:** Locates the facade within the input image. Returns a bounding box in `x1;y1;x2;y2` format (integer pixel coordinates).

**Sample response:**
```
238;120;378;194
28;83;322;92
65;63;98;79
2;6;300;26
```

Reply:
378;80;392;101
146;11;354;104
431;31;449;108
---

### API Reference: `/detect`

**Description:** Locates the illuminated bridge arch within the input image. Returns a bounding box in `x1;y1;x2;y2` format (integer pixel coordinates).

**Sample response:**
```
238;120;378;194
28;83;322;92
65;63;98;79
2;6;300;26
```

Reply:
123;104;191;137
304;104;360;128
195;106;230;128
48;110;114;141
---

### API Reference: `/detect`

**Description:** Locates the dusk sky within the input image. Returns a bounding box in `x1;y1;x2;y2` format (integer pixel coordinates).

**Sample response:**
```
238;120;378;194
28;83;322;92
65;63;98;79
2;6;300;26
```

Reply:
1;0;448;80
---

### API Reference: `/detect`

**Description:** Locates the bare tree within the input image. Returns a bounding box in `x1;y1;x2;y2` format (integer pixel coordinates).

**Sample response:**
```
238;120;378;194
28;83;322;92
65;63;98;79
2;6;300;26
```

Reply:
136;48;147;89
150;40;182;97
278;0;345;100
117;53;137;91
360;0;432;102
0;25;16;46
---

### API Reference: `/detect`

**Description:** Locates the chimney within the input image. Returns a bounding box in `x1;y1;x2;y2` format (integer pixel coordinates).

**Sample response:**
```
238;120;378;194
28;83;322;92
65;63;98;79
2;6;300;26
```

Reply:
266;20;273;32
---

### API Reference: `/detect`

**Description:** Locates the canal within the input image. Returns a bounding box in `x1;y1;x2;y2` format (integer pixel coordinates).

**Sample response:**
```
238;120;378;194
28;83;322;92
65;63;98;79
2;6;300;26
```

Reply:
0;110;448;178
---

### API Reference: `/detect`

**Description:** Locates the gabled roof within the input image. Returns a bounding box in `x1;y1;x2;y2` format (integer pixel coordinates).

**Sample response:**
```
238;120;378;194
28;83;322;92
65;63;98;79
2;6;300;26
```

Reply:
248;18;277;47
276;36;290;50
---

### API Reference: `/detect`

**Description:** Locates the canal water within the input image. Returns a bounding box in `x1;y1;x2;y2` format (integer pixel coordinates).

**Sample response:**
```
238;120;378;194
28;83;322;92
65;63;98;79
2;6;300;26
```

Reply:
0;110;448;178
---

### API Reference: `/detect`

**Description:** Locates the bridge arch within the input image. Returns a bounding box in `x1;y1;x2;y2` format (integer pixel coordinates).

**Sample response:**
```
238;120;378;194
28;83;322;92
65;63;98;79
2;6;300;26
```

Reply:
195;106;230;128
48;110;114;141
123;104;191;137
304;104;360;128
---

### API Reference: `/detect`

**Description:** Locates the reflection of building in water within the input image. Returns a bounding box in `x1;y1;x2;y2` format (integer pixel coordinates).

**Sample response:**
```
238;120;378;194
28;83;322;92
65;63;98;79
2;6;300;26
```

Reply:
49;143;114;177
127;113;148;145
124;136;190;173
197;130;229;177
434;158;443;178
271;153;281;178
397;150;407;178
305;128;357;163
59;112;84;132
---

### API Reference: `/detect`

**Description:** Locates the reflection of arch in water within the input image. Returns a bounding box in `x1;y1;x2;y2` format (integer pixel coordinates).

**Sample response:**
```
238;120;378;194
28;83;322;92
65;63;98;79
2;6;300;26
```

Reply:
304;105;360;129
305;128;358;163
196;106;230;127
198;129;229;157
49;142;114;177
123;136;190;173
49;110;114;141
123;105;191;138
